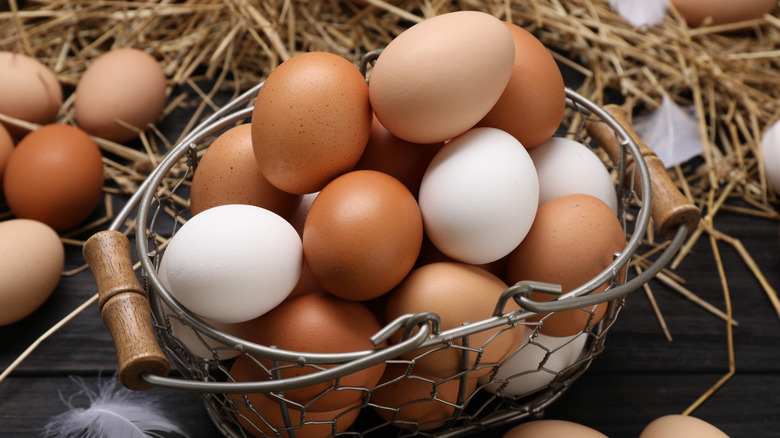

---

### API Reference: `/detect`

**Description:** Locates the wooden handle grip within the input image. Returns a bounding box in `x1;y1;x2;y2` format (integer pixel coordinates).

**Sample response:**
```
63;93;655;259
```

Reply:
586;104;701;241
83;230;169;391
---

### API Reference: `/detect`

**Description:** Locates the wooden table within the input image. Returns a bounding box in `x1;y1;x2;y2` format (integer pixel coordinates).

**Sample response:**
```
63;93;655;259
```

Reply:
2;76;780;438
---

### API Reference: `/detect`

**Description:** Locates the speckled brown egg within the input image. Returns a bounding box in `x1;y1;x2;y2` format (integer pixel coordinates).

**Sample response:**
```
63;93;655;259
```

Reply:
242;293;386;412
0;51;63;139
0;123;12;188
385;262;524;379
504;194;626;337
74;48;167;143
251;52;372;194
302;170;423;301
477;22;565;149
190;123;301;218
3;124;104;231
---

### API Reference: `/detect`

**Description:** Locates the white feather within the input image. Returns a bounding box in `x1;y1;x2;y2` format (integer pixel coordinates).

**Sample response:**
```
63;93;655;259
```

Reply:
609;0;668;27
42;375;189;438
633;93;705;169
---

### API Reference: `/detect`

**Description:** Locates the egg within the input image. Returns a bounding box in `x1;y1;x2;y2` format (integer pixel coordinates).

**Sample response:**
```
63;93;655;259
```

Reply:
0;219;64;326
529;136;618;214
163;204;302;324
0;123;12;188
479;328;588;398
385;262;523;379
353;113;444;197
369;362;478;431
74;48;167;142
640;415;729;438
190;123;301;218
2;124;104;231
241;293;386;411
303;170;423;301
502;419;608;438
227;355;361;438
156;258;252;361
251;51;372;194
477;22;566;149
761;118;780;195
418;127;539;265
0;51;63;138
504;194;626;337
368;11;515;144
670;0;777;27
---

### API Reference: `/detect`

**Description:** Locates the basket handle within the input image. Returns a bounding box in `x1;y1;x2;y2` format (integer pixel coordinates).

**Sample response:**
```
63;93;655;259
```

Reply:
586;104;701;241
83;230;170;391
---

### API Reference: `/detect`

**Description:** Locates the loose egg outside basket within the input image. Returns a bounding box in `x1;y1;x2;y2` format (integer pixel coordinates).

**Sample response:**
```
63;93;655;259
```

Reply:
122;54;680;438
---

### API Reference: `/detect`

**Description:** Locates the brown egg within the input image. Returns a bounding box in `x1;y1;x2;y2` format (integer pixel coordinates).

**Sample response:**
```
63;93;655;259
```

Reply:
74;48;167;143
227;355;361;438
670;0;777;27
353;114;444;197
0;51;63;139
477;22;565;149
369;362;478;431
190;123;301;218
251;52;372;194
503;419;608;437
504;194;626;337
0;219;64;326
640;414;729;438
0;123;12;188
303;170;423;301
385;262;524;379
3;124;104;231
242;293;386;411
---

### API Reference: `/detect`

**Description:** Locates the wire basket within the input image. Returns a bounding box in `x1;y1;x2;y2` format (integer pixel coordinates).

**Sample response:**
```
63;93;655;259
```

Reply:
84;51;700;438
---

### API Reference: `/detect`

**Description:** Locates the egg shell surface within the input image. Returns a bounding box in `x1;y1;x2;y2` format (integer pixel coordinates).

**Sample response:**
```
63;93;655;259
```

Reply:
479;328;587;397
477;22;565;149
74;48;167;143
190;123;301;218
385;262;523;379
0;219;64;326
504;193;626;337
251;51;372;194
241;293;386;411
163;204;302;324
418;127;539;265
369;362;478;431
303;170;423;301
353;113;444;197
368;11;515;144
761;119;780;195
227;355;361;438
2;124;104;231
0;123;12;187
529;136;618;214
670;0;777;26
503;419;608;438
0;51;63;138
640;415;729;438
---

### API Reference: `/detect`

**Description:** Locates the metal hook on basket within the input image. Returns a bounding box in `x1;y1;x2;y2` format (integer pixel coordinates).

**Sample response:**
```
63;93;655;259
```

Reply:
492;281;563;318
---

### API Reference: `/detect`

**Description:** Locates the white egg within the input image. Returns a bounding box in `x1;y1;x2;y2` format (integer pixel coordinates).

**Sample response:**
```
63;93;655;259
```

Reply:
479;327;588;397
418;127;539;265
761;119;780;196
163;204;303;324
156;256;243;360
529;136;618;214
